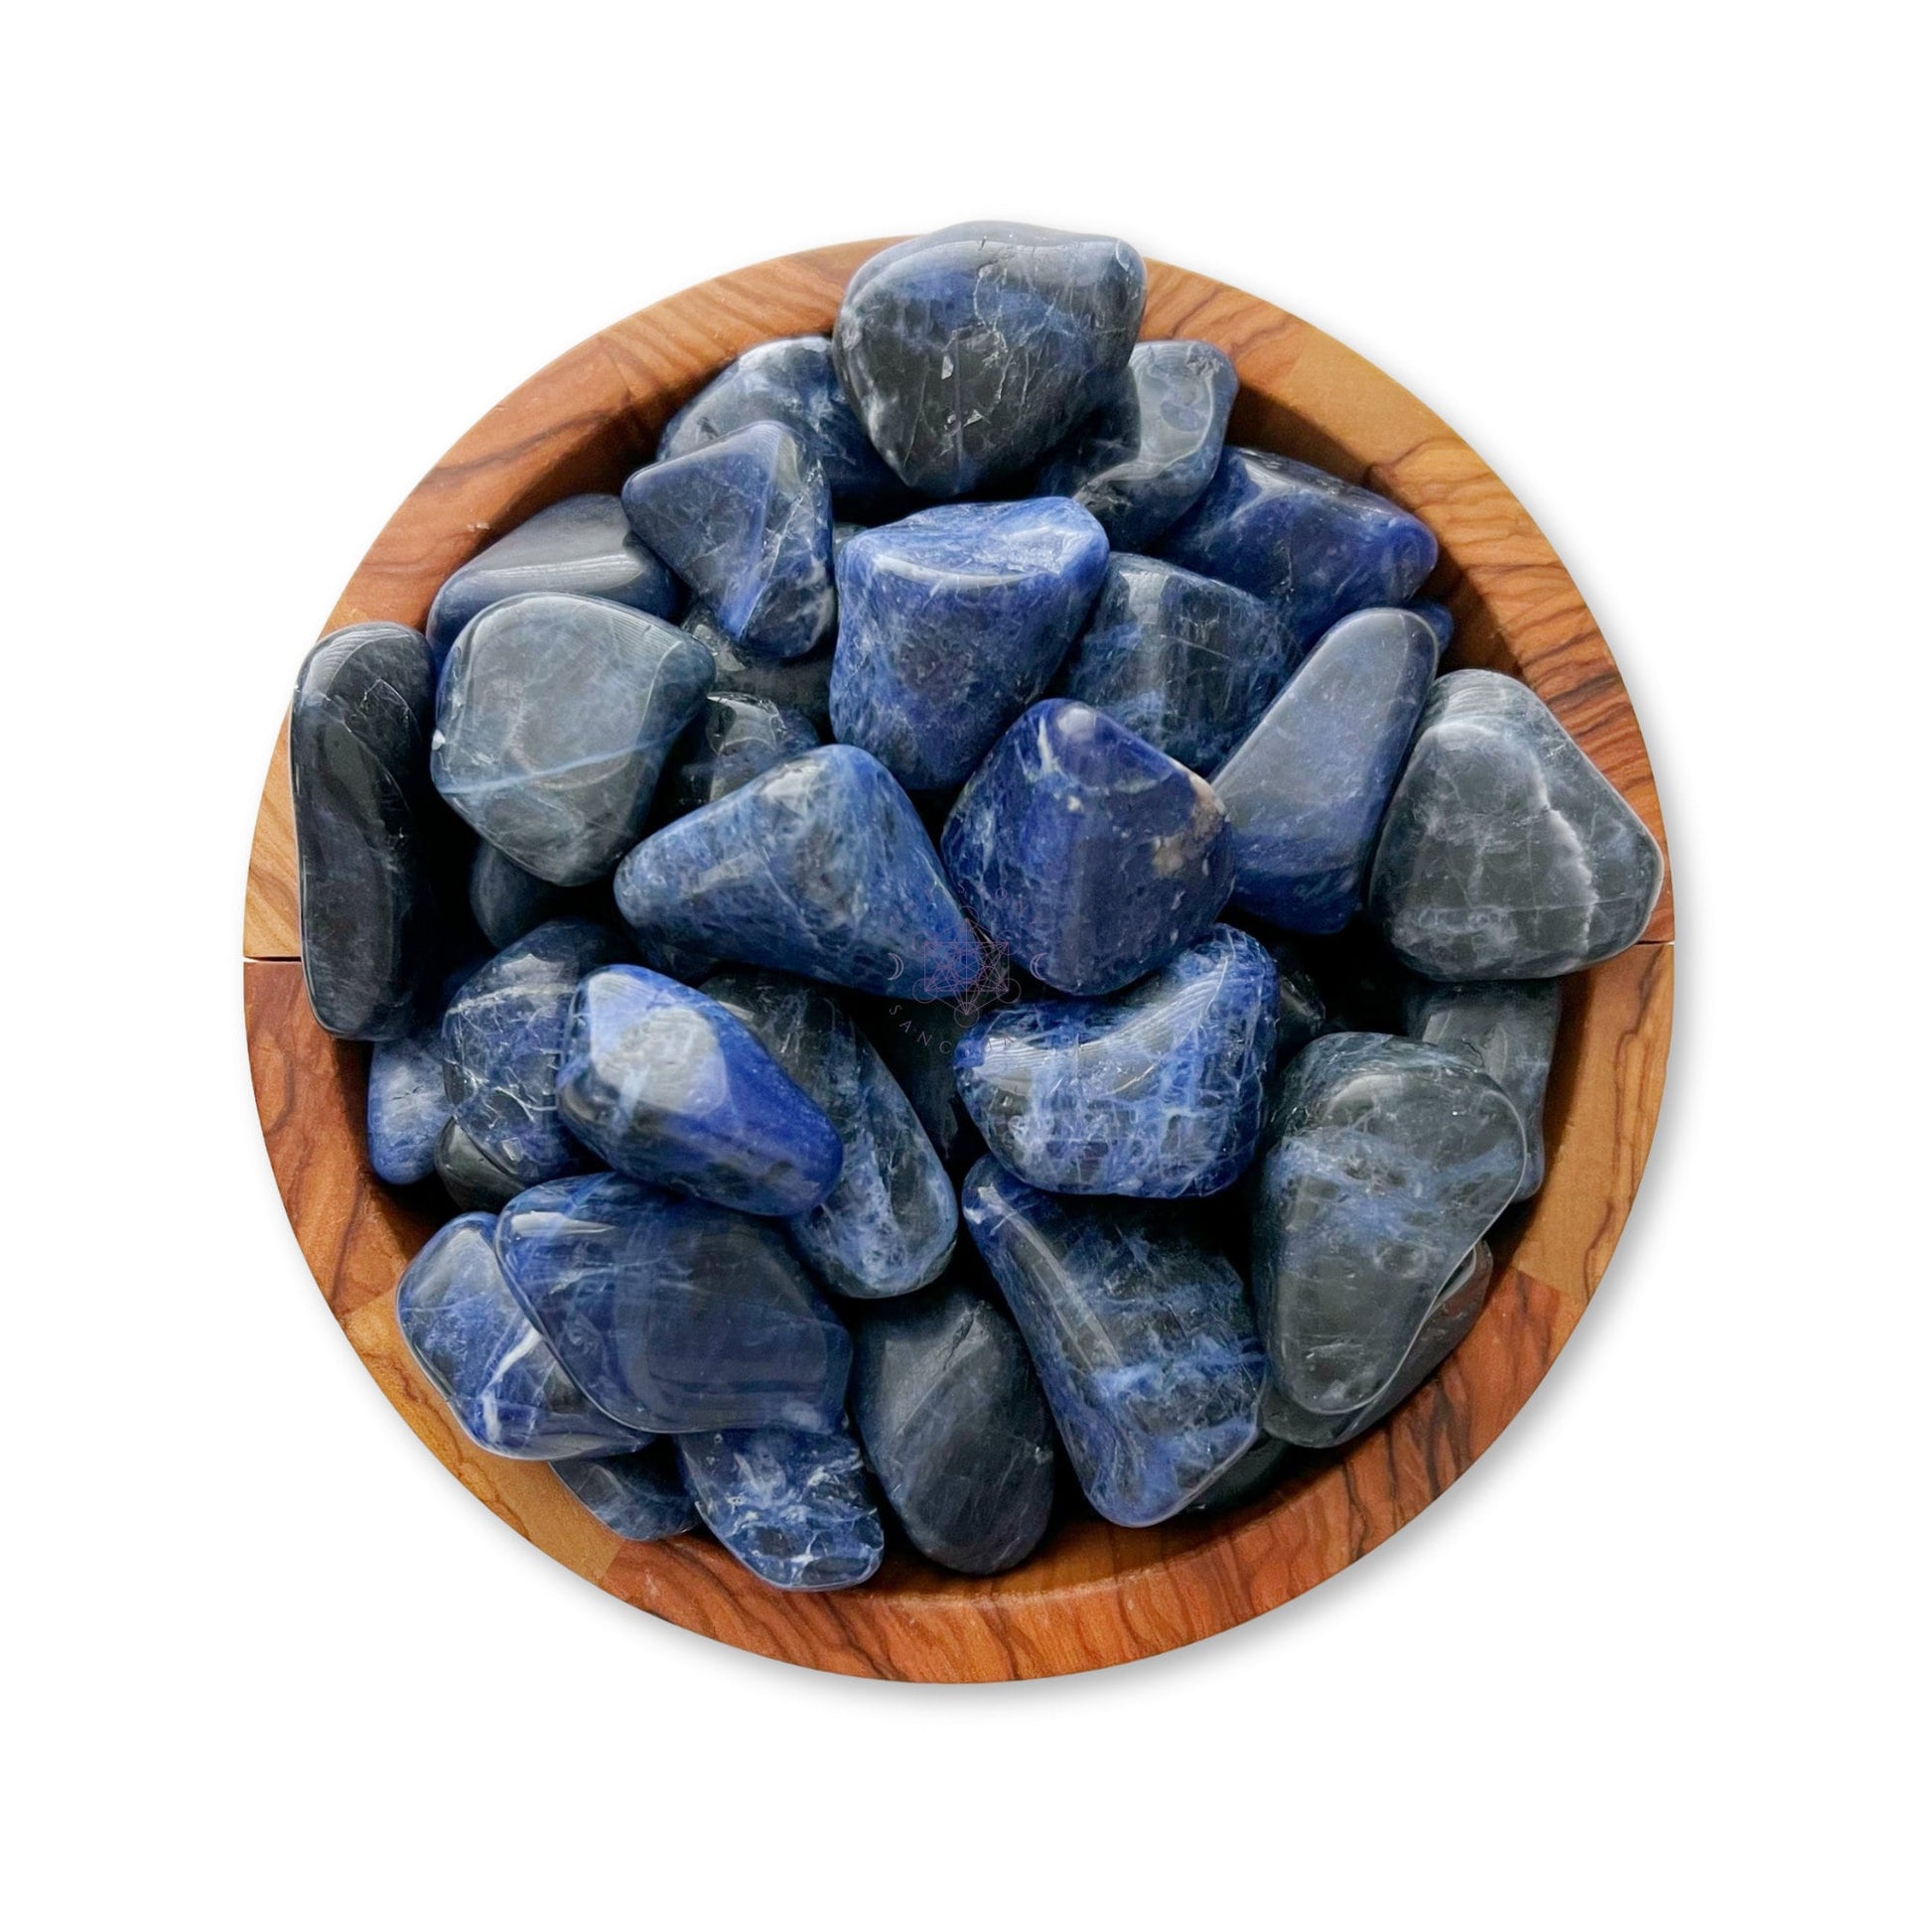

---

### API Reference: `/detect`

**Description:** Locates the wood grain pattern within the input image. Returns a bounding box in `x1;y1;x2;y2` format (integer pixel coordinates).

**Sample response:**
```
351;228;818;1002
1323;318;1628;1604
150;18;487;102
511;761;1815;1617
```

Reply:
243;243;1676;1678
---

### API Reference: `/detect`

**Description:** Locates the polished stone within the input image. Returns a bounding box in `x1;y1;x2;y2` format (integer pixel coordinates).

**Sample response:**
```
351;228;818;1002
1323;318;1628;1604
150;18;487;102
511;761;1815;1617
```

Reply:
1251;931;1329;1059
467;841;573;951
961;1161;1264;1526
686;603;834;734
1185;1432;1300;1515
1408;598;1454;661
856;996;984;1170
832;221;1146;495
1369;670;1666;978
366;1028;450;1185
553;1443;698;1541
830;498;1109;791
941;700;1233;996
291;622;438;1038
433;1117;527;1211
955;927;1276;1197
659;693;817;818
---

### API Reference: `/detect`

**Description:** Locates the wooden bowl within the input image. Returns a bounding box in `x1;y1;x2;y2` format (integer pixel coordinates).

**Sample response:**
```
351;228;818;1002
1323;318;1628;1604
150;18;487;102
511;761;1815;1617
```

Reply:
244;241;1674;1681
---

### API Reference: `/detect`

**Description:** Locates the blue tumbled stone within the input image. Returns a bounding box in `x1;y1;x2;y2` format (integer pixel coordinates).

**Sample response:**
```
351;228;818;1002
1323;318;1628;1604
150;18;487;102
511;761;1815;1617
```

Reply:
941;699;1233;996
659;692;818;818
1407;598;1455;661
856;995;986;1171
961;1160;1265;1526
554;1443;698;1542
621;422;834;661
830;498;1109;791
1211;607;1438;934
367;1028;450;1185
433;1118;526;1212
614;745;982;1001
686;603;834;734
467;841;575;951
496;1172;851;1435
1251;930;1330;1059
954;926;1277;1197
1185;1432;1301;1516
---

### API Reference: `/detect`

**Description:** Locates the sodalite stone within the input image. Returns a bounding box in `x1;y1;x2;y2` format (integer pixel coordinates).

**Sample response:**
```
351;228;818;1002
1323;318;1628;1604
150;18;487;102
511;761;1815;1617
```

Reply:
1404;978;1562;1199
851;1283;1055;1574
496;1172;851;1434
961;1161;1265;1526
857;996;984;1170
1160;448;1439;650
424;494;679;659
614;746;981;1001
367;1029;450;1184
687;603;834;733
434;1118;526;1212
554;1444;697;1542
1370;670;1666;978
1408;598;1455;661
1186;1432;1299;1515
1035;339;1238;549
1212;607;1437;933
1254;932;1329;1059
832;221;1146;495
940;700;1233;996
660;693;817;818
954;927;1277;1197
703;970;955;1300
675;1423;884;1591
1055;555;1294;772
441;918;625;1187
291;622;438;1038
1252;1034;1525;1427
621;422;834;660
395;1215;646;1459
831;499;1109;791
468;841;572;951
431;593;713;887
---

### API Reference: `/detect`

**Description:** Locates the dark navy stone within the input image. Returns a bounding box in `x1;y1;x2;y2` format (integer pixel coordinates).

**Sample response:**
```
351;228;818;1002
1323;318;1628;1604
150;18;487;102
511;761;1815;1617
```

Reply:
1186;1433;1300;1515
831;498;1109;791
1408;598;1455;661
1055;554;1294;772
467;841;574;951
659;693;817;818
955;927;1277;1198
856;995;986;1170
291;622;438;1038
1212;607;1438;933
703;970;956;1299
621;422;834;660
686;603;834;734
675;1422;884;1591
614;745;982;1001
1252;932;1329;1059
424;494;679;660
367;1028;450;1185
431;592;713;887
941;700;1234;996
1370;669;1666;978
433;1117;526;1211
395;1215;648;1459
851;1282;1055;1574
961;1161;1265;1526
1034;339;1238;549
833;221;1146;495
496;1172;851;1434
553;1444;697;1541
1160;448;1439;650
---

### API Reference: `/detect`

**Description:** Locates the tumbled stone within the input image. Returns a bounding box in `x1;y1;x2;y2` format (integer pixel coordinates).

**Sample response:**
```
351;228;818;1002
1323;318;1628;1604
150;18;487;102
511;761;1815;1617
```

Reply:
1055;554;1293;772
621;422;834;660
396;1215;647;1458
496;1172;851;1434
1370;669;1666;978
467;841;573;951
1185;1433;1300;1515
431;593;713;887
659;693;817;818
614;745;981;1000
941;700;1233;995
1212;607;1437;933
856;996;984;1170
686;603;834;733
832;221;1146;495
1408;598;1454;661
553;1443;697;1541
1035;339;1238;549
955;927;1276;1197
1252;932;1329;1058
291;622;439;1038
851;1282;1055;1574
433;1117;526;1211
831;499;1109;791
367;1028;450;1185
961;1161;1264;1525
675;1422;883;1591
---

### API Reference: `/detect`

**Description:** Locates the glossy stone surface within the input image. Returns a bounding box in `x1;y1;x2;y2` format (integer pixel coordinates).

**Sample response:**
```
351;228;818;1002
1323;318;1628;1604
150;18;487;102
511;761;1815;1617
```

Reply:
1212;607;1438;933
1252;1034;1525;1425
1160;448;1439;650
831;498;1109;791
1055;554;1293;772
366;1028;450;1185
961;1162;1265;1526
467;841;572;951
1404;978;1562;1199
851;1283;1055;1574
832;221;1146;496
433;1117;526;1211
1370;669;1666;978
941;700;1233;996
1035;339;1238;549
424;493;679;658
955;927;1276;1197
431;593;714;887
1253;932;1329;1058
1408;598;1455;661
676;1422;883;1591
291;622;438;1038
659;693;817;818
553;1444;697;1541
621;422;834;660
441;919;625;1187
614;746;982;1001
857;996;984;1169
1185;1432;1300;1515
687;604;834;733
395;1215;647;1459
496;1173;851;1435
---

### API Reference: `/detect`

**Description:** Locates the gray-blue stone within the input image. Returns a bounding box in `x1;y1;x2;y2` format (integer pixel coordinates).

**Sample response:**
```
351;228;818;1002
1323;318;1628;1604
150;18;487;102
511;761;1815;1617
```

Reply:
1185;1433;1301;1515
553;1444;697;1542
685;603;834;733
367;1028;450;1185
467;841;574;951
1252;931;1329;1059
659;692;818;818
1408;598;1455;661
433;1117;526;1212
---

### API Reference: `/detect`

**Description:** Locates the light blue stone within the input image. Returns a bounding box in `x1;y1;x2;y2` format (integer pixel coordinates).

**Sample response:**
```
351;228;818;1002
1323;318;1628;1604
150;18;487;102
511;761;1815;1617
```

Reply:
554;1444;697;1541
659;692;818;818
367;1028;449;1185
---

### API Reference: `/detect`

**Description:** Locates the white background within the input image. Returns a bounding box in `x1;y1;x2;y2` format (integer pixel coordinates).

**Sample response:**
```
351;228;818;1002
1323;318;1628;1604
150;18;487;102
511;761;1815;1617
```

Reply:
4;4;1925;1926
